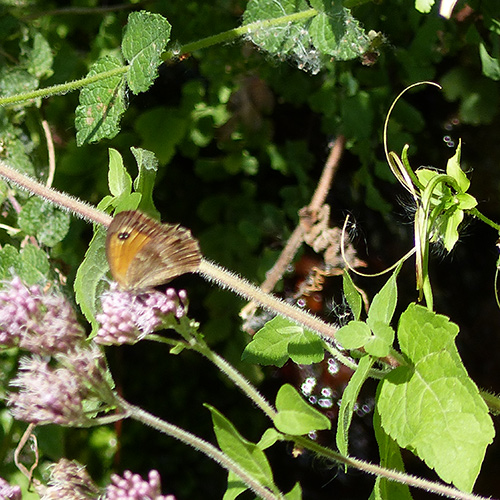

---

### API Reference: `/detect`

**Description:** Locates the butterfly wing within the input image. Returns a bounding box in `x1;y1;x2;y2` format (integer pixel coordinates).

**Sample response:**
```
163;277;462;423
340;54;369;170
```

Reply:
106;211;201;291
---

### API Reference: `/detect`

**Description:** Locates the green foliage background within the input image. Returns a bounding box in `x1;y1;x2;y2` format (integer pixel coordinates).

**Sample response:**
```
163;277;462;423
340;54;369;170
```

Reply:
0;0;500;498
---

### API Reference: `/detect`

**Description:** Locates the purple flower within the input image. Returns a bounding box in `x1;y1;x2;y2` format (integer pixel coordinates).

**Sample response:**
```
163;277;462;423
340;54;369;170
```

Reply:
95;285;188;345
39;458;100;499
106;470;174;500
8;356;91;425
0;477;21;500
0;277;86;354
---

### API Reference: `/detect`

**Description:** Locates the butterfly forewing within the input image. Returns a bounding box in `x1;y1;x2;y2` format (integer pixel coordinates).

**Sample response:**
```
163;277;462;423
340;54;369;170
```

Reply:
106;210;201;291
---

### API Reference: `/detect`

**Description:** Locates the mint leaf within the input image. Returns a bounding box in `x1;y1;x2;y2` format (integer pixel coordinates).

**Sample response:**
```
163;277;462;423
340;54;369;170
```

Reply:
274;384;331;435
364;321;394;358
242;316;324;367
122;11;171;94
75;55;126;145
377;304;494;492
18;198;70;247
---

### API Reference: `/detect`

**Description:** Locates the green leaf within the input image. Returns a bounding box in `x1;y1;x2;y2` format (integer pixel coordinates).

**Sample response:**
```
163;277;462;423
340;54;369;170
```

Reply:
122;11;171;94
364;321;394;358
243;0;322;74
18;198;70;247
242;316;324;367
336;355;374;457
75;55;127;145
108;148;132;198
445;140;469;191
455;193;477;210
415;0;435;14
19;244;51;285
207;405;276;491
257;428;281;450
0;245;22;281
274;384;331;435
371;410;412;500
131;147;160;218
479;42;500;81
309;5;370;60
343;270;362;320
21;31;53;79
336;320;371;350
284;482;302;499
366;269;398;326
377;304;494;492
74;225;109;335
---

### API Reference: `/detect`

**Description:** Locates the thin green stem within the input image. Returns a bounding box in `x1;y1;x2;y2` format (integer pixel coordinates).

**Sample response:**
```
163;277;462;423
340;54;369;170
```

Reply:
116;396;281;500
0;67;126;107
164;9;318;58
290;435;491;500
149;332;277;421
470;207;500;232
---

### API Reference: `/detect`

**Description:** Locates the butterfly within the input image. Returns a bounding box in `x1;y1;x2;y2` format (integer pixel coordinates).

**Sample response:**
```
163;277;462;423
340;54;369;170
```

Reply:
105;210;201;291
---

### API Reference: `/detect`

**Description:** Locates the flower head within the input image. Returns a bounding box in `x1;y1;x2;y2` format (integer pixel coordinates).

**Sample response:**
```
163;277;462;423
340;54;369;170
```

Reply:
106;470;174;500
0;277;86;354
95;285;188;345
0;477;21;500
39;459;100;500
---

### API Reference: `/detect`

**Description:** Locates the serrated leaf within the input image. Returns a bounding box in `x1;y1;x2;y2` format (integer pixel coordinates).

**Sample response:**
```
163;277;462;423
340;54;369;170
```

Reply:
19;244;51;285
336;320;371;350
309;7;370;60
122;11;171;94
21;31;53;79
343;270;362;320
207;405;276;491
243;0;322;74
131;147;160;218
0;67;39;101
336;355;374;457
18;198;70;247
377;304;494;492
75;55;127;145
241;316;324;367
74;225;109;335
108;148;132;197
0;245;22;280
274;384;331;435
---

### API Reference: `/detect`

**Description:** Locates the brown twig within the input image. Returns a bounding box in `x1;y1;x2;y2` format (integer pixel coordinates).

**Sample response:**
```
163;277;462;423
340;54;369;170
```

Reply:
240;135;346;319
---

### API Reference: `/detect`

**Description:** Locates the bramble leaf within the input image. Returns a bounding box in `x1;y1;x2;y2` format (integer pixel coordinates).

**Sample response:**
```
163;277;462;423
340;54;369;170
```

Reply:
377;304;494;492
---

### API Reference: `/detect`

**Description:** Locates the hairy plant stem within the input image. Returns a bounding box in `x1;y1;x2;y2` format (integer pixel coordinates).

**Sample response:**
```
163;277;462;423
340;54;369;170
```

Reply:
116;396;281;500
149;332;277;421
164;9;318;58
291;435;491;500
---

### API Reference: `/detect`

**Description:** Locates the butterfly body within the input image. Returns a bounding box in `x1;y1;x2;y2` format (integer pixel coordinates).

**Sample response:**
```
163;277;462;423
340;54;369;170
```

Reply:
106;210;201;291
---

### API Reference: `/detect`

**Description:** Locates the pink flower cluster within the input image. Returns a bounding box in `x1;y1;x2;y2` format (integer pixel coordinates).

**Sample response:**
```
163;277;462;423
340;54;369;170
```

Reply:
95;284;188;345
0;277;85;354
106;470;175;500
